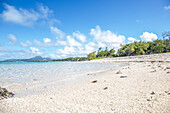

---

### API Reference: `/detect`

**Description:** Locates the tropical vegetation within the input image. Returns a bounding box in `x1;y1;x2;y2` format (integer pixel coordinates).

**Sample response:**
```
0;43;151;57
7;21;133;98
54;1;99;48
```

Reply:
52;57;88;61
87;31;170;60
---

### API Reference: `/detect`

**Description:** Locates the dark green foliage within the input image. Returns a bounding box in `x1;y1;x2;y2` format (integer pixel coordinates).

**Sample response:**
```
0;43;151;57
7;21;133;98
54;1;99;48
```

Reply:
88;47;115;60
87;52;96;60
108;48;115;57
52;57;89;61
117;39;169;56
149;40;165;53
116;42;151;56
162;31;170;52
87;38;170;60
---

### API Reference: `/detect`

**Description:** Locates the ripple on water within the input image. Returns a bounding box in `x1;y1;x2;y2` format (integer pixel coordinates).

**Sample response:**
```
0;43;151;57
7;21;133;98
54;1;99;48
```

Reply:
0;62;127;90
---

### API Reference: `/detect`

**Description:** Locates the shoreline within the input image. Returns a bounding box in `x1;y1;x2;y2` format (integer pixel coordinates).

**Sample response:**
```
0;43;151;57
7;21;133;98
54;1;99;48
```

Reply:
0;53;170;112
0;62;127;95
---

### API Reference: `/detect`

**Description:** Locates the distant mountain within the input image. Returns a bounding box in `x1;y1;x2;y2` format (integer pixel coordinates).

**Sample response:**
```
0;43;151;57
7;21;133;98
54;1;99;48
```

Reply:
29;56;51;61
4;56;52;62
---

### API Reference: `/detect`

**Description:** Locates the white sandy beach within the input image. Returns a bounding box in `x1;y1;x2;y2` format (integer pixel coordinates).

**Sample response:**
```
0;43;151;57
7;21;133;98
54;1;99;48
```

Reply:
0;53;170;113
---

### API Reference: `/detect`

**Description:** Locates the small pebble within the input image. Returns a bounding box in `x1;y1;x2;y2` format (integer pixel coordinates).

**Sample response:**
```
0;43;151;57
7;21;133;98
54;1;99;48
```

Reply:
150;91;155;95
103;87;108;90
150;70;156;73
116;70;122;74
120;76;127;78
166;67;170;69
147;99;151;101
165;91;168;93
91;80;97;83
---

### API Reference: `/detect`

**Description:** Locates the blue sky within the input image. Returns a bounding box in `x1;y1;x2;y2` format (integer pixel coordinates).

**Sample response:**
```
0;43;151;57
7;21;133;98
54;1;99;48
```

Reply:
0;0;170;60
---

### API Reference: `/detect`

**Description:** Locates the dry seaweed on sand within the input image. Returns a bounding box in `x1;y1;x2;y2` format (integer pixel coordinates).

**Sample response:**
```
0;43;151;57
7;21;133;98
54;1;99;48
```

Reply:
0;87;15;100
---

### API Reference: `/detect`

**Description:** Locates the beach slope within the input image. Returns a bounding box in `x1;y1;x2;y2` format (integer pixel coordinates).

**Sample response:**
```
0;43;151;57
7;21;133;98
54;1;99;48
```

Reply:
0;53;170;112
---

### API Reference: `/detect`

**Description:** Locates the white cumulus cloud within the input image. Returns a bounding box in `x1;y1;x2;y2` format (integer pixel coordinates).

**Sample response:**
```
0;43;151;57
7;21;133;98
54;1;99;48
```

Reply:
7;34;17;45
85;42;96;54
50;26;66;39
128;37;139;43
38;3;53;19
57;46;75;55
0;3;54;26
140;32;158;42
33;39;55;47
30;47;41;55
56;41;67;46
43;38;51;43
49;54;61;59
97;42;105;48
56;46;87;58
90;25;125;49
73;31;86;42
164;5;170;10
66;35;82;47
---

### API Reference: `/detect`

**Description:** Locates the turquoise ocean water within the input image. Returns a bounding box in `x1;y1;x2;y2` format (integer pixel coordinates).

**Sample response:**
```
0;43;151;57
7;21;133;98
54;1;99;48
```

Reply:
0;62;126;88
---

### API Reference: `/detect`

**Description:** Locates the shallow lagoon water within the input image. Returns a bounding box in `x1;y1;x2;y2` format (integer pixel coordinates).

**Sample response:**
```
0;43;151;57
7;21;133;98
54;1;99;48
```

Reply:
0;62;126;88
